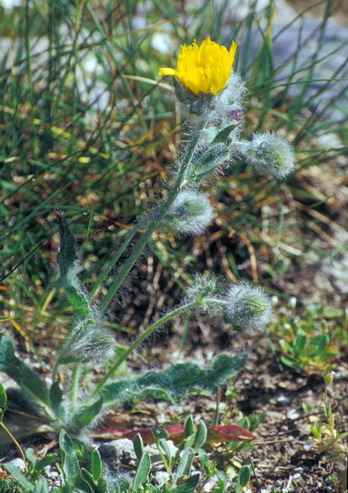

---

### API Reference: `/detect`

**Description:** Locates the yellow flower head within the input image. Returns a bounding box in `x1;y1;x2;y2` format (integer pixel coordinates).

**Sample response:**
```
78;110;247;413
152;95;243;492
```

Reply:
159;36;237;96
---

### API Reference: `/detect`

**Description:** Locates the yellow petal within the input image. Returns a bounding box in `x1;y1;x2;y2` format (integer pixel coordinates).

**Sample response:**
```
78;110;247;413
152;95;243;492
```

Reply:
159;36;238;96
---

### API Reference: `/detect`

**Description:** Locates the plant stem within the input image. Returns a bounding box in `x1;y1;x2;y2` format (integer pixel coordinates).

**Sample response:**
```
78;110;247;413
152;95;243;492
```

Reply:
69;363;81;415
91;214;155;297
90;301;198;398
97;126;202;314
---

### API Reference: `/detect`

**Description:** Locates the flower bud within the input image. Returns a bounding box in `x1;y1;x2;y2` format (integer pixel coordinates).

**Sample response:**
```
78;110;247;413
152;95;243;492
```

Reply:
187;274;218;302
246;133;295;179
165;190;214;234
224;283;271;331
58;321;116;364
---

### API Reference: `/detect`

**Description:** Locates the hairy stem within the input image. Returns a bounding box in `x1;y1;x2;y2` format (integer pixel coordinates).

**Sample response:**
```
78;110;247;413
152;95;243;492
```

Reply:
90;301;198;398
69;363;81;415
91;214;156;297
97;127;202;314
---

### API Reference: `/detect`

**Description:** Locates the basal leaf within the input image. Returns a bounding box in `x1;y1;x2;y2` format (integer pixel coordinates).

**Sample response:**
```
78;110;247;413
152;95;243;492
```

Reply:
59;430;80;488
175;447;194;479
0;335;50;408
3;464;34;492
132;452;150;490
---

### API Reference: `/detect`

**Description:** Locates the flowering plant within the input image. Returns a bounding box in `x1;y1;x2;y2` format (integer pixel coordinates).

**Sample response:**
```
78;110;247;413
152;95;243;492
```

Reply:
0;36;295;492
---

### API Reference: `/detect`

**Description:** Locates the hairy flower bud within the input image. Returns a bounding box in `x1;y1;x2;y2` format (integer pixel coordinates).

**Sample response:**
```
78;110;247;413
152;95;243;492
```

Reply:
165;190;214;234
58;321;116;364
245;133;295;179
224;283;271;330
187;274;218;302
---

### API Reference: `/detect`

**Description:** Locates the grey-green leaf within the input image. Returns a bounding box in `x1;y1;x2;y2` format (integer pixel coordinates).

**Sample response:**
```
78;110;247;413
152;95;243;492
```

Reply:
133;433;144;462
99;351;247;406
3;464;34;492
212;123;238;144
59;430;80;487
132;452;151;490
195;421;207;449
0;335;50;408
189;144;230;183
71;396;103;429
34;477;49;493
159;438;172;462
175;447;194;479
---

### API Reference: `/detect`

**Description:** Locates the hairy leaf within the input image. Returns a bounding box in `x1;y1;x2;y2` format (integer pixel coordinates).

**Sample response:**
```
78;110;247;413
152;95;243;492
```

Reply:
71;396;103;430
99;351;247;406
0;335;50;408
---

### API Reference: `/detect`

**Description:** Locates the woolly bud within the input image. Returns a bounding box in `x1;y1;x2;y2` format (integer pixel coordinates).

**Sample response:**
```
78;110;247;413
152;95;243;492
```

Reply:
165;190;214;234
224;283;271;331
58;321;116;365
245;133;295;179
187;274;218;302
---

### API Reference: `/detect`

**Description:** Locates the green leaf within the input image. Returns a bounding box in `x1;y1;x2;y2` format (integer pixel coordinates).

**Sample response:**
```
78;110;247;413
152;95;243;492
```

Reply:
305;334;329;358
189;144;230;183
25;448;36;469
0;335;50;408
184;416;195;437
33;477;49;493
198;449;211;475
238;465;251;487
171;473;200;493
72;396;103;429
280;355;298;368
55;210;78;282
100;351;247;406
80;469;96;492
295;333;307;353
0;382;7;408
3;464;34;492
91;448;102;482
133;433;144;462
195;421;207;449
59;430;80;488
159;438;172;462
212;124;238;144
50;382;64;417
132;452;151;490
54;211;91;318
175;447;194;479
35;454;58;473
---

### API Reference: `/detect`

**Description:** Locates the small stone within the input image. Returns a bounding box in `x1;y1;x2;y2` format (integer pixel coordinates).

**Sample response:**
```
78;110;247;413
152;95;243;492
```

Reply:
6;458;26;471
276;395;291;406
287;409;300;419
